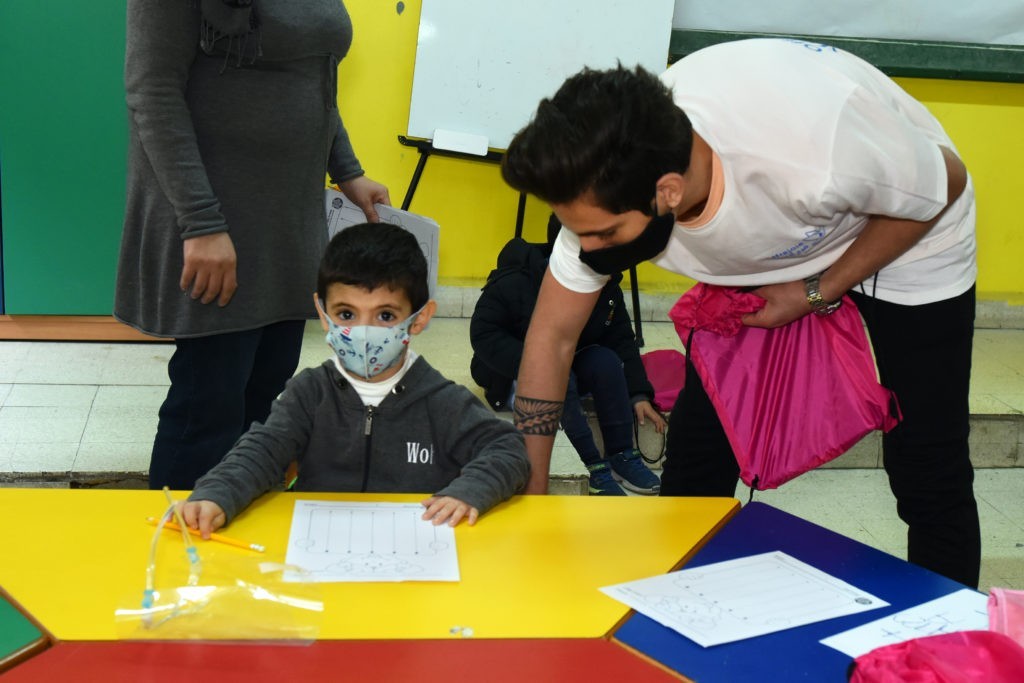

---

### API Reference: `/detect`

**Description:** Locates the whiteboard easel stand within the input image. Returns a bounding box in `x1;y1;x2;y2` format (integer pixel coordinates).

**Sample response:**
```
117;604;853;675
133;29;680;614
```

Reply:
397;136;527;239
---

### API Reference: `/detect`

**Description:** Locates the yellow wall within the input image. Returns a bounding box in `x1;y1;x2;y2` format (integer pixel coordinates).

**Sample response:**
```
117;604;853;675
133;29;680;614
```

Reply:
339;0;1023;301
896;77;1024;303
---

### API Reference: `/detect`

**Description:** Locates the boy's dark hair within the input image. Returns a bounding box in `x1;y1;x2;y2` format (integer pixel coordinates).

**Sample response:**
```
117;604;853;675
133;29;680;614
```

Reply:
317;223;429;311
502;64;693;216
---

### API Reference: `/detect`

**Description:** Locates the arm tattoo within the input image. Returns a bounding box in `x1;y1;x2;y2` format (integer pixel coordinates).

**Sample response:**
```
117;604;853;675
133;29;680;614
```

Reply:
513;395;563;436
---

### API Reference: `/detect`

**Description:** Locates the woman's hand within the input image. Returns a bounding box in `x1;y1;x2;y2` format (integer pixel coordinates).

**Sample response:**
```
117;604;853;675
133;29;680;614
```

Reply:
338;175;391;222
181;232;238;306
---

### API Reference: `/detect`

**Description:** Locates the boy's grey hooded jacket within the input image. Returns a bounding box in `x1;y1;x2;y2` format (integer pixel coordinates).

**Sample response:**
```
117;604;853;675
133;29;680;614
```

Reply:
191;357;529;522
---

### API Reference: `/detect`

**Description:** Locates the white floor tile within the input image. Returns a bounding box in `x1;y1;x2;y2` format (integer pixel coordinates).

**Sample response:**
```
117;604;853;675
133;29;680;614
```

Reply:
0;406;90;443
80;413;158;444
4;384;97;407
97;344;173;385
971;394;1022;415
0;342;33;383
0;384;12;406
73;442;151;473
91;385;168;411
977;498;1024;539
297;322;329;372
2;442;79;472
999;393;1024;415
974;468;1024;494
982;555;1024;593
14;355;111;385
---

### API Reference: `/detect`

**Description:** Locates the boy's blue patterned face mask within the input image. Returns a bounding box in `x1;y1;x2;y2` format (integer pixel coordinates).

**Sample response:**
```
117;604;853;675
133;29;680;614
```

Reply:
317;299;422;379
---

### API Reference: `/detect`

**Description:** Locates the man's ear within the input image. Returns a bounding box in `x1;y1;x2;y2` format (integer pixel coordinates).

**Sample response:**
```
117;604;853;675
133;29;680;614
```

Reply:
312;292;330;332
655;172;686;215
409;300;437;336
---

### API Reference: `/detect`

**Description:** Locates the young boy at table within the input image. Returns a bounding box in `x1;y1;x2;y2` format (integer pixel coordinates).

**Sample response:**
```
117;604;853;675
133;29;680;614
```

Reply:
180;223;530;535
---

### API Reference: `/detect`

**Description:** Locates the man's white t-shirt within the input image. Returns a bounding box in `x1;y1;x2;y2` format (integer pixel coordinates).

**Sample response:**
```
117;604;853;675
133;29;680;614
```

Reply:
549;38;976;306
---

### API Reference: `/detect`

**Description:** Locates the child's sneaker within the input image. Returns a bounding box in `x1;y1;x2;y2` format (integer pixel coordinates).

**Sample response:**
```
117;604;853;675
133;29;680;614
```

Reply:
586;461;626;496
608;449;661;495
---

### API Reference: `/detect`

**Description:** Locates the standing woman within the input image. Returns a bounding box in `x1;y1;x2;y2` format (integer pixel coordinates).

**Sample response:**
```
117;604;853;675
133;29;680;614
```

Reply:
115;0;390;489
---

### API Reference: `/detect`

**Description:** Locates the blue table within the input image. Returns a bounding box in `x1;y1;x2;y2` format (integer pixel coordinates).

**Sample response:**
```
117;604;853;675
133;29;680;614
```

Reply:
612;502;973;682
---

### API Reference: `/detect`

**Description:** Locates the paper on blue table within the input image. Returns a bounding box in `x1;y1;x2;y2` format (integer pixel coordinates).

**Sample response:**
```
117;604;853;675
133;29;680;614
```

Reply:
820;588;989;658
601;551;887;647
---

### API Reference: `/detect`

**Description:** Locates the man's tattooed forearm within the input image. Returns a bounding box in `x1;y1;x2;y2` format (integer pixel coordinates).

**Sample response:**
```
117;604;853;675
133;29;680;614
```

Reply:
513;396;564;436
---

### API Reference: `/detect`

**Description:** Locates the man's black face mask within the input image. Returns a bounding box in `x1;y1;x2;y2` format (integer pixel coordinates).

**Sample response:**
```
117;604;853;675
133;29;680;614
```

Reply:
577;210;675;275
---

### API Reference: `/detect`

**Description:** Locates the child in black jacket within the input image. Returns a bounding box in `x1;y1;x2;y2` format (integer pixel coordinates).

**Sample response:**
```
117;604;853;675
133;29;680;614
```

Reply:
470;218;664;495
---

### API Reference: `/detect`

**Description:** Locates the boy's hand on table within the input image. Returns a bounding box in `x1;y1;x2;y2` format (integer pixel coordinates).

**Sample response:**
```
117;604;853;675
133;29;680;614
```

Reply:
421;496;479;527
178;500;227;539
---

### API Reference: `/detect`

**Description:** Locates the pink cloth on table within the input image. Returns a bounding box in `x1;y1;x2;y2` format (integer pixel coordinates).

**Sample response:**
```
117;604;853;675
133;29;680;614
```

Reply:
849;630;1024;683
989;587;1024;647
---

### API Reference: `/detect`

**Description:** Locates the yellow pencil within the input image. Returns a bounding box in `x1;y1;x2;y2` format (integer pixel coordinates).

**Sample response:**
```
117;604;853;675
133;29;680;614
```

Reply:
145;516;265;553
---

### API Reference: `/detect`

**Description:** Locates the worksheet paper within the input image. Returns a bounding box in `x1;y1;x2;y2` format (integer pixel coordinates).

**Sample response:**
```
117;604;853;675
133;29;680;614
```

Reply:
820;588;990;658
324;188;439;296
284;501;459;583
601;551;887;647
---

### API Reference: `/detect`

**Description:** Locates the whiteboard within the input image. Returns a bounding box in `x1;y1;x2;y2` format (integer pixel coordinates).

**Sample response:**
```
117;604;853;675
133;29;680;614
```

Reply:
672;0;1024;46
407;0;675;152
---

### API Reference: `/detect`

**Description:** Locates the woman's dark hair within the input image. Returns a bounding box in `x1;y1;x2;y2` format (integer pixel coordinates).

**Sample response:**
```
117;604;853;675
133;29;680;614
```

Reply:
502;64;692;215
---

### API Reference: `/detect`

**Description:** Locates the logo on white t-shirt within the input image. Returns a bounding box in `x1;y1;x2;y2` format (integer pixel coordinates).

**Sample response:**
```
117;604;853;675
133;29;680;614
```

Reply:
770;228;827;259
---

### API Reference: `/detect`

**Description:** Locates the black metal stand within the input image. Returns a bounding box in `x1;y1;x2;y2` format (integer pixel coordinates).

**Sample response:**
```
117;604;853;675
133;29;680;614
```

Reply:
398;136;525;238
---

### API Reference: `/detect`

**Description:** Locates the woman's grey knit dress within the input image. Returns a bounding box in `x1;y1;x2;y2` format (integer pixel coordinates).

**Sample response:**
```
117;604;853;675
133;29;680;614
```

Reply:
115;0;364;338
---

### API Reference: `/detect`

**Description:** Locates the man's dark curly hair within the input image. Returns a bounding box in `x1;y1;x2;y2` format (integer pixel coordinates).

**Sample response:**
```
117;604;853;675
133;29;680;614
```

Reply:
502;64;692;216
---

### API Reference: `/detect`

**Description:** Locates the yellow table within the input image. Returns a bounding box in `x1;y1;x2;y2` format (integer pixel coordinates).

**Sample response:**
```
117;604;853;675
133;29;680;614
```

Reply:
0;489;737;641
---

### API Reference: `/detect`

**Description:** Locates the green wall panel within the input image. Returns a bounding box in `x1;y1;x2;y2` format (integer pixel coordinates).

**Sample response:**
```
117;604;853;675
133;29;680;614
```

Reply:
0;1;127;314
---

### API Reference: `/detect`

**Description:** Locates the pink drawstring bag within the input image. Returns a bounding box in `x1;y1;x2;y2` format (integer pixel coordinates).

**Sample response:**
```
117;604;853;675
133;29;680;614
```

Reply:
849;630;1024;682
669;283;901;490
989;587;1024;647
640;349;687;412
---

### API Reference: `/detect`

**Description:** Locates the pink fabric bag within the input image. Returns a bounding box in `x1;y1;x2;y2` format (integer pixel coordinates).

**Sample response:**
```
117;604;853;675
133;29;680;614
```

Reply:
640;349;687;412
849;630;1024;682
989;587;1024;647
669;283;901;490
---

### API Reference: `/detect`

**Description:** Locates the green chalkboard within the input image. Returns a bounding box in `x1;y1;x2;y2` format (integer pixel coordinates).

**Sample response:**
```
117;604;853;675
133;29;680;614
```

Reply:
670;29;1024;83
0;1;127;314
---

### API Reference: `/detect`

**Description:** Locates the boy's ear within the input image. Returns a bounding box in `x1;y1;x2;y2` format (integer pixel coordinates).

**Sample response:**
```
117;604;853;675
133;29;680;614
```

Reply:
312;292;330;332
409;300;437;335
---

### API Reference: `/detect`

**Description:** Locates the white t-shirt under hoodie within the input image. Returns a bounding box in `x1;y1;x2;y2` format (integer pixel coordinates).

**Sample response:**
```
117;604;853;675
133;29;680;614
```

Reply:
549;38;976;306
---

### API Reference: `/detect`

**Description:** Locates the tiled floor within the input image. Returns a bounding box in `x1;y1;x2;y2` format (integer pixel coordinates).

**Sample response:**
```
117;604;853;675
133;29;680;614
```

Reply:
0;317;1022;592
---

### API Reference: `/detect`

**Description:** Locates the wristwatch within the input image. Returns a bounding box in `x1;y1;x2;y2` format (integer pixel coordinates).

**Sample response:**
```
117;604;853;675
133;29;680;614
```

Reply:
803;273;842;316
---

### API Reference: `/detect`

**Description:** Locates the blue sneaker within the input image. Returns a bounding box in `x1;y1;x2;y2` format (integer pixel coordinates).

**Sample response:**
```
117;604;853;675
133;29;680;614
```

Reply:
608;449;661;495
586;461;626;496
